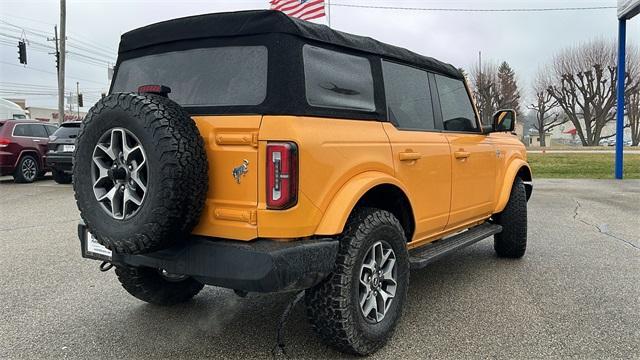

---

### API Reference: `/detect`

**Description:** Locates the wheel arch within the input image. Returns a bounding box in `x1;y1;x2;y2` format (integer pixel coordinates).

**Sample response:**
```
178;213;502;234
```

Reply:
16;149;41;168
494;160;532;214
315;172;416;242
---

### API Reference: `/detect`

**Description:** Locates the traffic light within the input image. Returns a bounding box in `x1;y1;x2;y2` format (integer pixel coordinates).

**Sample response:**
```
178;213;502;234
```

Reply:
18;41;27;65
77;93;84;107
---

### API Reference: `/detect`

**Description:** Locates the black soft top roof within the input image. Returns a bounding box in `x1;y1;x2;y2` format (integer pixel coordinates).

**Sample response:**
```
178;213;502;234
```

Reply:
119;10;463;80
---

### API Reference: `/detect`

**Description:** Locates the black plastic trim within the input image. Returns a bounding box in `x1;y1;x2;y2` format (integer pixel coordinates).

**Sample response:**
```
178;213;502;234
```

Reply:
78;223;339;293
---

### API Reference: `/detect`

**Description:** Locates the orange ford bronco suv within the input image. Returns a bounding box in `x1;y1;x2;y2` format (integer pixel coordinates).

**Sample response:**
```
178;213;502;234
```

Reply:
74;10;532;355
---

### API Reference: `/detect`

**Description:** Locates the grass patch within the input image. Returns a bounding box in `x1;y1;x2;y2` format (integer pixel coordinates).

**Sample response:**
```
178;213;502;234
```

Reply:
527;153;640;179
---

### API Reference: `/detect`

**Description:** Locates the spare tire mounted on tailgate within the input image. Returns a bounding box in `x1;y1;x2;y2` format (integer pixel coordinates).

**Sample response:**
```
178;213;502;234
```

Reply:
73;92;208;254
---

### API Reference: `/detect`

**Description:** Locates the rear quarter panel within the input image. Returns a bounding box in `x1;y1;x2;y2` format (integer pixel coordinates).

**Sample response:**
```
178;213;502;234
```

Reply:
257;116;394;238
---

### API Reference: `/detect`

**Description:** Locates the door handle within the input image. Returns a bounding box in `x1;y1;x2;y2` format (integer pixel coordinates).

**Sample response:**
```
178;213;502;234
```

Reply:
33;139;41;142
454;151;471;159
399;152;422;161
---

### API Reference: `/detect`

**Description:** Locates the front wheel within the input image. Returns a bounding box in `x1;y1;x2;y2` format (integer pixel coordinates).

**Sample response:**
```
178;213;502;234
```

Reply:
114;266;204;306
305;208;409;355
493;177;528;258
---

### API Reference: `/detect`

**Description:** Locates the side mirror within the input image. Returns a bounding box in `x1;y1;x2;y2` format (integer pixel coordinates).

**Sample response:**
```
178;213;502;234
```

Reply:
492;109;516;133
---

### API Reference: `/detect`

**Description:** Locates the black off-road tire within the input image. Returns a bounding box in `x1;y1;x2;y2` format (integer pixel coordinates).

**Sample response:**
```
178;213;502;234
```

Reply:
115;266;204;306
73;93;208;254
52;169;72;184
13;154;38;183
493;177;527;258
305;208;409;356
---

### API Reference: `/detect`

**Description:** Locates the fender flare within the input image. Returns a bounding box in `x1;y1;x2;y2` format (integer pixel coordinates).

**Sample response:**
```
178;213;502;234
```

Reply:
315;171;412;235
15;149;41;168
494;159;532;213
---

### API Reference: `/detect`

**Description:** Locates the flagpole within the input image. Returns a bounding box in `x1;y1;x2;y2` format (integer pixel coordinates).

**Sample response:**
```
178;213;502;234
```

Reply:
327;0;331;27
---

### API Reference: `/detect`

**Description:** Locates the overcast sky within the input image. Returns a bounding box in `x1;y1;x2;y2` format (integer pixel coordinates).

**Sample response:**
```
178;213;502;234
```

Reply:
1;0;638;109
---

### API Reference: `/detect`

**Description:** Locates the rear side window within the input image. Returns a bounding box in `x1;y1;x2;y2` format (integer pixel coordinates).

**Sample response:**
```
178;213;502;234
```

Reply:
12;124;28;136
382;61;435;130
303;45;375;112
434;75;478;132
13;124;48;137
112;46;268;106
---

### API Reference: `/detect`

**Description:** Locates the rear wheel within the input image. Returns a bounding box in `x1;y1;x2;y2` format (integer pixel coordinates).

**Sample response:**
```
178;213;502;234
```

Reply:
493;177;528;258
305;208;409;355
14;155;38;183
52;169;72;184
114;266;204;306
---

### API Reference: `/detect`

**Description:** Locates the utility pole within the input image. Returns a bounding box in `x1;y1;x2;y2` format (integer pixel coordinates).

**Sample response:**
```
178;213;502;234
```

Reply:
48;26;61;122
58;0;66;124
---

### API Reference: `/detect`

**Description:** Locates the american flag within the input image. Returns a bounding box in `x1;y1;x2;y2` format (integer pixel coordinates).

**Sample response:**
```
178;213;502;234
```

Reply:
270;0;326;21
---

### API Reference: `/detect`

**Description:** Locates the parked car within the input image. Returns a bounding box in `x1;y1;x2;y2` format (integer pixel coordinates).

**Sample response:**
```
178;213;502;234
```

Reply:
74;10;532;356
46;121;80;184
0;119;57;182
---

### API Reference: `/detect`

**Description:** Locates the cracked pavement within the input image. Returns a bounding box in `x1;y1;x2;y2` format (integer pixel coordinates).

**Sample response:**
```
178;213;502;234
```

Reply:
1;177;639;359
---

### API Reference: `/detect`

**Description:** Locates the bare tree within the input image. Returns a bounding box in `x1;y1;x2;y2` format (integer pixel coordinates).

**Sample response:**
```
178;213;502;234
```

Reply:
623;52;640;146
470;62;501;125
547;40;639;146
527;69;566;147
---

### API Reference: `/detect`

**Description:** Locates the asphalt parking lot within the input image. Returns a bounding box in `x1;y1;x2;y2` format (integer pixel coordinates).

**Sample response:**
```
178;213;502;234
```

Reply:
1;177;638;359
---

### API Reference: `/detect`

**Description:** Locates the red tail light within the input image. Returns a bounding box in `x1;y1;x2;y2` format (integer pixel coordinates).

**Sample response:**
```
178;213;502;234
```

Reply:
0;138;11;148
266;142;298;209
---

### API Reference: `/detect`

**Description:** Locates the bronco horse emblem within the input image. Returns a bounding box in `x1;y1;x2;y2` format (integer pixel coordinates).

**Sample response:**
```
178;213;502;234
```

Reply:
232;159;250;184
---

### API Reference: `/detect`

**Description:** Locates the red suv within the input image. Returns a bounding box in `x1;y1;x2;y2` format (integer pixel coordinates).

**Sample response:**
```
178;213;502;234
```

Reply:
0;119;58;183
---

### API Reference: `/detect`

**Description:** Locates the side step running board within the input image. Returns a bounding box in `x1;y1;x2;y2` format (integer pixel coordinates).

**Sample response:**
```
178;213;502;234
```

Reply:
409;223;502;269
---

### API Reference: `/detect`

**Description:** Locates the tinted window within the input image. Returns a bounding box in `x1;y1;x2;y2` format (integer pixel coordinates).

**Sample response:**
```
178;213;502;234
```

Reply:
45;124;58;135
303;45;375;111
112;46;268;106
435;75;478;132
29;124;48;137
53;124;80;138
13;124;28;136
382;61;435;130
13;124;47;137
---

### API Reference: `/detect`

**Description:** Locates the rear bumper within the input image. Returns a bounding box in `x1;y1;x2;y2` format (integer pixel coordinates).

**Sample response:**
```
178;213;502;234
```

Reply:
46;153;73;172
78;223;339;293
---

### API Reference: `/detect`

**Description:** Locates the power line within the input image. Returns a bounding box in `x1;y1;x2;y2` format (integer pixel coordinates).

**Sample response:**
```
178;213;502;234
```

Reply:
329;3;617;12
0;61;109;86
0;19;117;56
0;42;112;68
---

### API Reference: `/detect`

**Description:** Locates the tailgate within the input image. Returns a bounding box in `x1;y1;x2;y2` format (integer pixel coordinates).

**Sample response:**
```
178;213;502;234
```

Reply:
191;115;261;240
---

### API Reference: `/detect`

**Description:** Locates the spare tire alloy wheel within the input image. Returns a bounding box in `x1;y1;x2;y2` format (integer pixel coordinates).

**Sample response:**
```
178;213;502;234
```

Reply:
92;128;147;220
